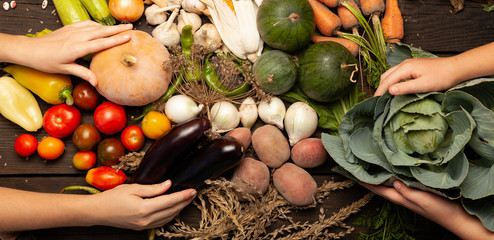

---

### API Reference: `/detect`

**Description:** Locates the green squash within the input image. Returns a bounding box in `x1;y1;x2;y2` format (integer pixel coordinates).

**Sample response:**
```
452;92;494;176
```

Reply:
298;41;358;103
253;50;298;95
257;0;315;52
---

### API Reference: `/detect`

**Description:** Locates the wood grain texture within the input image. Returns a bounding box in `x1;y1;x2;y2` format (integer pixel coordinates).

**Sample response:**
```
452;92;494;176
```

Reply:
0;0;487;239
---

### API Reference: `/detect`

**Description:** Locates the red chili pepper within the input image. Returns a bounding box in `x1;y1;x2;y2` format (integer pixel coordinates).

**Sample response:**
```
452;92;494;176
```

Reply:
86;166;127;191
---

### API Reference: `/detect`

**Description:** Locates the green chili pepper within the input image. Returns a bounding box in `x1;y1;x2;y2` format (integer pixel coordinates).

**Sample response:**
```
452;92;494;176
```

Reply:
181;25;194;58
59;185;101;194
203;54;250;97
131;75;184;121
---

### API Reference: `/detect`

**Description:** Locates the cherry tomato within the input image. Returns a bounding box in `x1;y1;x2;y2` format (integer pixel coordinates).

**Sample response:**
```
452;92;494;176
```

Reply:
14;134;38;157
85;166;127;190
120;125;145;151
141;111;171;139
72;151;97;170
94;102;127;135
97;138;125;166
73;81;100;111
43;104;81;138
37;136;65;160
72;123;102;151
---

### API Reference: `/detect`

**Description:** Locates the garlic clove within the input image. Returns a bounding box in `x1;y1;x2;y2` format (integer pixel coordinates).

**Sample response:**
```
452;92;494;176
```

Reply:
284;102;318;146
239;97;258;129
258;97;285;129
177;9;202;34
210;101;240;133
193;23;222;53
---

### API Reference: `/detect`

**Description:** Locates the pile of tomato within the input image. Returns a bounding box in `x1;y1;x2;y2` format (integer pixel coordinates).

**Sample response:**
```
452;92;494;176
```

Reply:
13;81;172;190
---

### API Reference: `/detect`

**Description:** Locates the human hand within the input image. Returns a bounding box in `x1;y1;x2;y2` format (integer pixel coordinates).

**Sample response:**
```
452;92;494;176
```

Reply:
360;181;494;239
88;180;196;230
19;20;133;86
374;57;463;96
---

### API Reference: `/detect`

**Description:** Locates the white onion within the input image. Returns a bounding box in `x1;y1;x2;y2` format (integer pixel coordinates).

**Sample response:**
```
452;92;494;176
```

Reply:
284;102;318;146
258;97;285;129
210;101;240;133
165;94;203;123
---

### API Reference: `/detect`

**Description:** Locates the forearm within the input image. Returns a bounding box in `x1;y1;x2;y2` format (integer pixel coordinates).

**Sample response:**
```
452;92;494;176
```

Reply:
451;42;494;83
0;33;34;66
0;187;97;232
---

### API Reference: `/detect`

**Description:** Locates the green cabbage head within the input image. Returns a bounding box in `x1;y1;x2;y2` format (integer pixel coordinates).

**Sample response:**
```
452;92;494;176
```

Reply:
322;78;494;231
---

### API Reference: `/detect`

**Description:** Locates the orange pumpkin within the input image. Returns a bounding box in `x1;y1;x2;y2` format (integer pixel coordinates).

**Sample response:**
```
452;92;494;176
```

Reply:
90;30;172;106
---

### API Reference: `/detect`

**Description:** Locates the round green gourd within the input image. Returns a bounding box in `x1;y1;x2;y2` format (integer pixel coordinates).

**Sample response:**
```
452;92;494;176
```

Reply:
257;0;315;52
253;50;298;95
298;41;358;103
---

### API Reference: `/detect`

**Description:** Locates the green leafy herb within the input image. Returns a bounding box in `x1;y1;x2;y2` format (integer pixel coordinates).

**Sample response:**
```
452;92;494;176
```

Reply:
354;200;416;240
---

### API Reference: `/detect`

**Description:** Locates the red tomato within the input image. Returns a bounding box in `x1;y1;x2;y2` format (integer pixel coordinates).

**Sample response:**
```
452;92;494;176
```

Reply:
94;102;127;135
120;125;145;151
14;134;38;157
72;151;97;170
73;81;100;111
43;104;81;138
37;136;65;160
85;166;127;190
97;138;125;166
72;123;102;151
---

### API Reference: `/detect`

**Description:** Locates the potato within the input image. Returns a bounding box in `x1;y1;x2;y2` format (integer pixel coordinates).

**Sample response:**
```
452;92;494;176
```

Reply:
291;138;328;168
252;124;290;168
226;127;252;149
231;157;270;198
273;163;317;206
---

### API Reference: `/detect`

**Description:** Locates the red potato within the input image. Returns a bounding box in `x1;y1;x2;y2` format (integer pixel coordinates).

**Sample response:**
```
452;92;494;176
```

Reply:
231;157;270;199
273;163;317;206
252;124;290;168
226;127;252;149
291;138;329;168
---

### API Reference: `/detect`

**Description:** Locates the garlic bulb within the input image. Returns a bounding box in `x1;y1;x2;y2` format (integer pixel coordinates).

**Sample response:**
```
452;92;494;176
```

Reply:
284;102;318;146
166;0;183;7
177;9;202;34
238;97;258;129
145;4;179;25
258;97;285;129
165;94;204;123
182;0;207;15
210;101;240;133
152;8;181;47
193;23;222;53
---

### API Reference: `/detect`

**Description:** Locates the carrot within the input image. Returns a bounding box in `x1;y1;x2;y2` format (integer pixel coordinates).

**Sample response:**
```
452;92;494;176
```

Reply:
311;35;360;56
382;0;404;43
337;0;360;34
316;0;339;8
308;0;342;37
360;0;385;16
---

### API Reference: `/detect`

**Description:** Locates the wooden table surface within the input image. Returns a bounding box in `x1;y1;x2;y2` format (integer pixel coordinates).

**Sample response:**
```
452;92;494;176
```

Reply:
0;0;493;239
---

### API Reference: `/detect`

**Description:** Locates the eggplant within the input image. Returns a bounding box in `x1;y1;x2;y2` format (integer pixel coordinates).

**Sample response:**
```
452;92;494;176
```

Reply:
168;135;245;193
128;117;211;184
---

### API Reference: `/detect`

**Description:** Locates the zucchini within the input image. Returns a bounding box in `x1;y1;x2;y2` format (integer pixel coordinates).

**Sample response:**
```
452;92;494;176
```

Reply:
80;0;116;25
53;0;91;26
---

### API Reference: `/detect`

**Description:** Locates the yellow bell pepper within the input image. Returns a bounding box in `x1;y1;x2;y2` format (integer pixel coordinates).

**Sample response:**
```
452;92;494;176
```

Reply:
3;64;74;105
0;76;43;132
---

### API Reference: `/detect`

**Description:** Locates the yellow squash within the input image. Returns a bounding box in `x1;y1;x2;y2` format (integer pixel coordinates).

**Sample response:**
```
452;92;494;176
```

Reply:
0;76;43;132
3;64;74;105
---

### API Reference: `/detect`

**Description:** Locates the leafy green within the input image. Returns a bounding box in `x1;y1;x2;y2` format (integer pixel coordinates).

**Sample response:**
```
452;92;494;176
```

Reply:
281;84;365;135
483;2;494;12
354;200;416;240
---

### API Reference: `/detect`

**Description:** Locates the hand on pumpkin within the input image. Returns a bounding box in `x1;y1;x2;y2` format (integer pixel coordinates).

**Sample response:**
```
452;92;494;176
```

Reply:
89;180;197;230
18;20;132;86
359;181;494;239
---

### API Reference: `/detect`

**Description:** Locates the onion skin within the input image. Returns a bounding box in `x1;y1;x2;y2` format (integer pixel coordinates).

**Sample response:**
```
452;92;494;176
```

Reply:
90;30;172;106
109;0;144;23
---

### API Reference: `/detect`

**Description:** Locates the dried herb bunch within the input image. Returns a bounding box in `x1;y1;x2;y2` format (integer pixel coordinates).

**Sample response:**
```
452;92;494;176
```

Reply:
157;178;373;240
